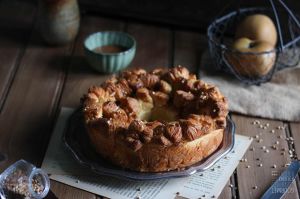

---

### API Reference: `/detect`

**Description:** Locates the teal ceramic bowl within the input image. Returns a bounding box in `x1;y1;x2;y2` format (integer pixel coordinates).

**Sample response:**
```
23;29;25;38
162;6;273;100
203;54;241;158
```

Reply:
84;31;136;73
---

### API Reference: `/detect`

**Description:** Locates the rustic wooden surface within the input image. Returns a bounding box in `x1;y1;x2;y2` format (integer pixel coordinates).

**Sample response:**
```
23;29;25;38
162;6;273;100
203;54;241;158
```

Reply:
0;1;299;199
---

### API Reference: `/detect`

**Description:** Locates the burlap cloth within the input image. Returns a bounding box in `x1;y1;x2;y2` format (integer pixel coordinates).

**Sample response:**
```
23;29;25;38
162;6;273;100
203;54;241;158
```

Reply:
200;51;300;122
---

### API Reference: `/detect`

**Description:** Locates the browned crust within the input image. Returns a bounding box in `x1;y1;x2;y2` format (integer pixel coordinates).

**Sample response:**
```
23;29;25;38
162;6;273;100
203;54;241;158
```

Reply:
82;66;228;172
87;125;224;172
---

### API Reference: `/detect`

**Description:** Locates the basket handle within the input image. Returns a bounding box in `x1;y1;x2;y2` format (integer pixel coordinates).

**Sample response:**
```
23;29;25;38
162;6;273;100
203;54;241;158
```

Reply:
269;0;284;52
269;0;300;51
277;0;300;30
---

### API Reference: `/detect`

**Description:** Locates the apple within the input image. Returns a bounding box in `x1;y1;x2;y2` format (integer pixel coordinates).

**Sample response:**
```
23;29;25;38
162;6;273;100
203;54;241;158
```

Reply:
236;14;277;46
226;37;276;77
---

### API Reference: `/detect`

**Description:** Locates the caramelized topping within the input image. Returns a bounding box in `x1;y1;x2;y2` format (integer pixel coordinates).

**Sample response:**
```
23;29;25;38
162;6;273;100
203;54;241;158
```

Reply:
120;97;140;114
173;90;195;108
141;74;160;88
150;91;169;107
83;66;228;148
136;88;153;103
158;80;172;94
165;122;182;143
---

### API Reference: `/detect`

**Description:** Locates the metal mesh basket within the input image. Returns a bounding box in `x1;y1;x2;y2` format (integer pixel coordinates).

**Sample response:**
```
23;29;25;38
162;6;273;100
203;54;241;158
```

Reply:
207;1;300;85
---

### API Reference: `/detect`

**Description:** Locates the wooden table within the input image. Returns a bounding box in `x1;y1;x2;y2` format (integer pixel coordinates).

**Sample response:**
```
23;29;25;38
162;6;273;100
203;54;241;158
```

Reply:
0;1;299;199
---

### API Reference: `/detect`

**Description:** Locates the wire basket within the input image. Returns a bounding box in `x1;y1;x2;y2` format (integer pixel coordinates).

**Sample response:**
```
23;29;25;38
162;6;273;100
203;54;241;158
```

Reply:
207;0;300;85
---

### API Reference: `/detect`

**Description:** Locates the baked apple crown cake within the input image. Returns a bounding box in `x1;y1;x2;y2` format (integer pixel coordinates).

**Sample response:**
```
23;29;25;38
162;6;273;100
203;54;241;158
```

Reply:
82;66;228;172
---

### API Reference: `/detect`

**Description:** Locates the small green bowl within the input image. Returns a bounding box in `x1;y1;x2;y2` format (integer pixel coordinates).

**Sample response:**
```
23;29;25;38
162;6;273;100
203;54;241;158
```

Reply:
84;31;136;73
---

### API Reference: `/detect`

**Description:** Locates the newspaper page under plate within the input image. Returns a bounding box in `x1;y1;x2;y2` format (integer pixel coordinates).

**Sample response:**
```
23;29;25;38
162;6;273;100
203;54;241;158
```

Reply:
42;107;252;199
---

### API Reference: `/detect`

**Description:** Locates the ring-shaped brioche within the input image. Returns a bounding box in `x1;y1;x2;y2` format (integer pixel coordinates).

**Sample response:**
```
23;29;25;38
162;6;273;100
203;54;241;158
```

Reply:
82;66;228;172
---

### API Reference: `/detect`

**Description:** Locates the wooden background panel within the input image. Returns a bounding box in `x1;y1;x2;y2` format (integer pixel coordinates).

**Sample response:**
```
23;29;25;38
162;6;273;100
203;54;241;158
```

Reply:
232;115;299;199
0;0;36;112
78;0;300;30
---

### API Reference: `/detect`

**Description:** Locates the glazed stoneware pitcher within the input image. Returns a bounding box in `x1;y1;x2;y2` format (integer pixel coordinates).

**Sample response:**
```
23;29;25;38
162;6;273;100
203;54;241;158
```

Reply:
39;0;80;45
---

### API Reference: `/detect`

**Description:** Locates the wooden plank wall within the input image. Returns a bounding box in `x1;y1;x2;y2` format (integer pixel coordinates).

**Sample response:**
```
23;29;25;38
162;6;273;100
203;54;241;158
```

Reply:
78;0;300;30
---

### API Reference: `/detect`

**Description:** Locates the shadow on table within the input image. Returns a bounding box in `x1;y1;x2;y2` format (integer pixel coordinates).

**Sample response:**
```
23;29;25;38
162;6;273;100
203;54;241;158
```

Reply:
45;190;59;199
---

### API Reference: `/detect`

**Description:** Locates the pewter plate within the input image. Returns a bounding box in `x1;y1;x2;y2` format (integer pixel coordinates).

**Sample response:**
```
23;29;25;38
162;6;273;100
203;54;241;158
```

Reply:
63;110;235;181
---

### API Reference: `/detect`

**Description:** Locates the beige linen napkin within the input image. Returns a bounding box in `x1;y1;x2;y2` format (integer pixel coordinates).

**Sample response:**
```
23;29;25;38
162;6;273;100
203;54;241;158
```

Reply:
200;51;300;122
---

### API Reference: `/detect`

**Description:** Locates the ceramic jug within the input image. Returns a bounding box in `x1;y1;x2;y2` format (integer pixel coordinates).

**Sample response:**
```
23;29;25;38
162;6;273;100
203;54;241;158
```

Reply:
39;0;80;45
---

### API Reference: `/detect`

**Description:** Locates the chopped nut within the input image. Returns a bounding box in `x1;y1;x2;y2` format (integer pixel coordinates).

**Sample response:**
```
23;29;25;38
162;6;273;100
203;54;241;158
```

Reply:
136;88;153;103
120;97;140;114
125;137;143;151
2;169;45;198
173;90;194;108
141;74;160;88
158;80;172;94
165;122;182;143
150;91;169;107
181;119;205;141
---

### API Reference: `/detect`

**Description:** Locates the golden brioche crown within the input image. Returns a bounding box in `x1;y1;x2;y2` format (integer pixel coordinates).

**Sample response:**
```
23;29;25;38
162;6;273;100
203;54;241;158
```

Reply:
82;66;228;152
